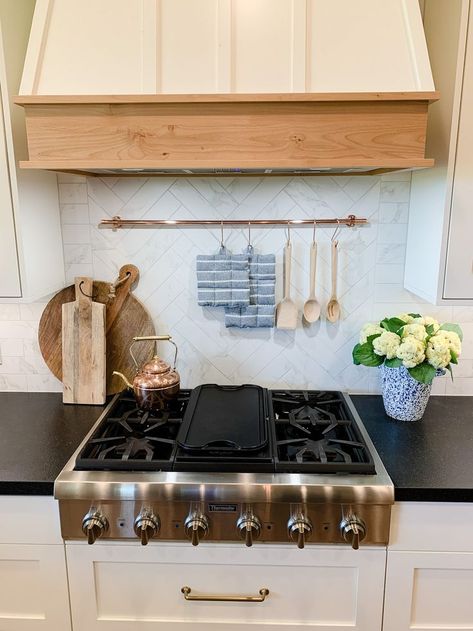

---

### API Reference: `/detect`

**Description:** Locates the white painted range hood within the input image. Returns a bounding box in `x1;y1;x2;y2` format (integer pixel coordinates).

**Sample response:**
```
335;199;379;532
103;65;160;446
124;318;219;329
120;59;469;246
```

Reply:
15;0;437;176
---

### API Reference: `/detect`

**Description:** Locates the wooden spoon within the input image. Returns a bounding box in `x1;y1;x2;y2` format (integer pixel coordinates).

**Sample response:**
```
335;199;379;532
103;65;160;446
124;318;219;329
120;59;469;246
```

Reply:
326;240;341;323
276;242;298;330
303;242;321;323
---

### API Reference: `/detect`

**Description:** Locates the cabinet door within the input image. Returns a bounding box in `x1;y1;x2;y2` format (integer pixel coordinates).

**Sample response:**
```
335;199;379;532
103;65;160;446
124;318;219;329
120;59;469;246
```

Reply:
0;85;21;298
443;5;473;300
66;542;385;630
0;544;71;630
384;551;473;631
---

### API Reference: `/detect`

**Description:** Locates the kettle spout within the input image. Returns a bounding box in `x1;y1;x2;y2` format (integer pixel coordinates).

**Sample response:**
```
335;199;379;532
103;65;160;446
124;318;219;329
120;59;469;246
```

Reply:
113;371;133;389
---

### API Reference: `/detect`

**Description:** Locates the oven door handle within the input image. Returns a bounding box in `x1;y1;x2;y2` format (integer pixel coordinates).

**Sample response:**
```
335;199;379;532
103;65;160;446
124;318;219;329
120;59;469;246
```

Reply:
181;586;269;603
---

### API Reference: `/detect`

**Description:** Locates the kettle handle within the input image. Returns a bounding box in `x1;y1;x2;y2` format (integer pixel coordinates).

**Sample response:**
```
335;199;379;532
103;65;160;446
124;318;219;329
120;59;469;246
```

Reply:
130;335;178;369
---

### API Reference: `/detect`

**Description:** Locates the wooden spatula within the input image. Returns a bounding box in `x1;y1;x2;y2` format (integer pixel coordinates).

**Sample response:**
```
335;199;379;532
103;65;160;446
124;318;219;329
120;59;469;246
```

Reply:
62;277;106;404
276;242;298;330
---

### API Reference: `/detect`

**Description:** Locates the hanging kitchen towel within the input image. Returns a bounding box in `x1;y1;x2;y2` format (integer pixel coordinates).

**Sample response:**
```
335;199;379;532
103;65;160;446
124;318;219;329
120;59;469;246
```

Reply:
196;247;250;307
224;250;276;328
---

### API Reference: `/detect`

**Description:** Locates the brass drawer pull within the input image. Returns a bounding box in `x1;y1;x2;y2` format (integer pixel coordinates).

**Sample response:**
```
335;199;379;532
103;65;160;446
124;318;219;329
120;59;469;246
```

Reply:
181;586;269;603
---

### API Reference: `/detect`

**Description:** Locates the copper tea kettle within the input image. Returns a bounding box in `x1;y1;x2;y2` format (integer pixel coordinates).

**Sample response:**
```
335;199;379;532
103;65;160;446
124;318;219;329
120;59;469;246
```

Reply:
113;335;180;411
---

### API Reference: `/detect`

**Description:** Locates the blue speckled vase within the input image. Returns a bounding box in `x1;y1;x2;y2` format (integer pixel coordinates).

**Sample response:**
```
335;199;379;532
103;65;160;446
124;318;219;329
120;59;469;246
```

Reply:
379;364;432;422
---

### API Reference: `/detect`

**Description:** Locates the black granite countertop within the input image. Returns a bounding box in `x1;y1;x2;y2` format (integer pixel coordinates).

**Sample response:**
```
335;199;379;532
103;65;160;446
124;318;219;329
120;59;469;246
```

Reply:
352;395;473;502
0;392;105;494
0;392;472;500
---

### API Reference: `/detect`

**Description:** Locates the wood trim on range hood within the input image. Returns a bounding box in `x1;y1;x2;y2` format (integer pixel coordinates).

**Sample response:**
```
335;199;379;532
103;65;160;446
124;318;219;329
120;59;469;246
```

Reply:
14;91;439;177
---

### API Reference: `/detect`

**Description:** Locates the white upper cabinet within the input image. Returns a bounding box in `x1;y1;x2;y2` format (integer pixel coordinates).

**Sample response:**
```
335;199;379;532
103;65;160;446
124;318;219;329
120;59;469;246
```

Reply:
20;0;434;95
443;5;473;300
0;91;21;297
405;0;473;304
0;0;64;300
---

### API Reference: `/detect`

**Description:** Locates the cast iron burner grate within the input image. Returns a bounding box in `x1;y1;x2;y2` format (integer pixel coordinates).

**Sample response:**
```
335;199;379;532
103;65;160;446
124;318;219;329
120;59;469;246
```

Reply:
270;390;375;474
75;392;191;471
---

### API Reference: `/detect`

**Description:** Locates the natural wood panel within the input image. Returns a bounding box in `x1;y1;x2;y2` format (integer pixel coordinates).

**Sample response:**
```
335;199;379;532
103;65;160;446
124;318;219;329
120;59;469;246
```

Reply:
18;99;432;172
15;91;439;104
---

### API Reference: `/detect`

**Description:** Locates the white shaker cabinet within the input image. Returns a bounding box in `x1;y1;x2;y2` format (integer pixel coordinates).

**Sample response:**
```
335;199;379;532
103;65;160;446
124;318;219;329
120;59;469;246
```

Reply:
0;1;64;300
384;551;473;631
0;90;21;297
384;502;473;630
66;542;386;630
405;0;473;304
0;496;71;630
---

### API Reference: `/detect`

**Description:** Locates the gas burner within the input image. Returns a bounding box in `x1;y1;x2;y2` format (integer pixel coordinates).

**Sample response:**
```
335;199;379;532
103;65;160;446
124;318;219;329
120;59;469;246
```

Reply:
75;392;191;471
271;390;375;474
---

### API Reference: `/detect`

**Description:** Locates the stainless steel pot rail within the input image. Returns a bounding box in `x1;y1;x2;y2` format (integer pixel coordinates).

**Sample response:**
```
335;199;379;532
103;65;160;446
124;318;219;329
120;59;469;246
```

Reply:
99;214;367;230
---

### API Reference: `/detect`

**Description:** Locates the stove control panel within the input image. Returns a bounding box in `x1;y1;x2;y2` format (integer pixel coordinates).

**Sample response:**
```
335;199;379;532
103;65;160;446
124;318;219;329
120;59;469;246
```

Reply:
64;501;389;547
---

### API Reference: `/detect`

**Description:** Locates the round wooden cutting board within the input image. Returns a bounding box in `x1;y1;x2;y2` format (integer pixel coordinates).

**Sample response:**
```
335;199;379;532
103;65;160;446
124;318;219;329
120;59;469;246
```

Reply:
39;264;156;395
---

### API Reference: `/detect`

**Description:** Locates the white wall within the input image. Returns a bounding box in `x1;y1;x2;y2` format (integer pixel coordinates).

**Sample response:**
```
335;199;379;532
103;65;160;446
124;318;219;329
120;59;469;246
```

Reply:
1;172;473;395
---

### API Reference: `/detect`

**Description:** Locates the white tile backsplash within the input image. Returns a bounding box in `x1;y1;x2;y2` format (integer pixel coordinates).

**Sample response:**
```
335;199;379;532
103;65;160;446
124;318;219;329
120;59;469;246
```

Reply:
1;173;472;394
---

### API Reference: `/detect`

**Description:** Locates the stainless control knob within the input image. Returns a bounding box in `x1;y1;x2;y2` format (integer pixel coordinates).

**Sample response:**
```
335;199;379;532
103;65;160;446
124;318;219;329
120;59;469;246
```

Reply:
134;510;160;546
184;512;209;546
237;513;262;547
340;516;366;550
82;510;108;545
288;515;313;549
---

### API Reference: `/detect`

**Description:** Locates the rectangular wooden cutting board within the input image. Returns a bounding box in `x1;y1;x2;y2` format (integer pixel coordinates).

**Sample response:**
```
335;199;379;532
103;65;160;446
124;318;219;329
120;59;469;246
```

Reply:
62;277;106;404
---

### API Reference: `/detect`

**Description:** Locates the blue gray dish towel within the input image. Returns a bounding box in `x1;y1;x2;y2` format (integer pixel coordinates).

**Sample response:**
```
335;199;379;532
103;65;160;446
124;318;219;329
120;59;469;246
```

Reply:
224;251;276;328
196;248;250;307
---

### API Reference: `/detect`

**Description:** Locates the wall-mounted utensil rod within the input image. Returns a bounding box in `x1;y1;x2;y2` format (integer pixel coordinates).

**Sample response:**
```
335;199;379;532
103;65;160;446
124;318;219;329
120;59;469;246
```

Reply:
99;214;367;230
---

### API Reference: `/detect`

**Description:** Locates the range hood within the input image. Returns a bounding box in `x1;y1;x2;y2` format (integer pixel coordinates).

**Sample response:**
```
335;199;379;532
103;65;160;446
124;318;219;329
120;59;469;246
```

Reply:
14;0;438;177
15;91;437;177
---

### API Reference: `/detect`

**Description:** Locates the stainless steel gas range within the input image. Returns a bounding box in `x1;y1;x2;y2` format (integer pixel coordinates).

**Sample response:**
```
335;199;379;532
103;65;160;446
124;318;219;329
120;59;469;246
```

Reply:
55;386;393;549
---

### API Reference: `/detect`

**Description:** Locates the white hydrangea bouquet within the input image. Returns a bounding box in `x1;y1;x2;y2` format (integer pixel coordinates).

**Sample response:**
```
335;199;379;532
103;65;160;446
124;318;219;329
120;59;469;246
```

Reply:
352;314;463;421
353;313;462;383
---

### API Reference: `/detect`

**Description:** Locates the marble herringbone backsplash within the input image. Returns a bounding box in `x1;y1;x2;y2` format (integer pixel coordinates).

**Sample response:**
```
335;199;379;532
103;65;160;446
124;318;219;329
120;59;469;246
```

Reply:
1;173;473;394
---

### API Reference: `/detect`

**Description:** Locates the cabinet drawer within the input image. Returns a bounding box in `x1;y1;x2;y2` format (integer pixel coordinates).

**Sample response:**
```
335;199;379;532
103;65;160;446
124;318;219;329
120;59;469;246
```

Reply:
0;497;63;544
66;542;385;630
390;503;473;552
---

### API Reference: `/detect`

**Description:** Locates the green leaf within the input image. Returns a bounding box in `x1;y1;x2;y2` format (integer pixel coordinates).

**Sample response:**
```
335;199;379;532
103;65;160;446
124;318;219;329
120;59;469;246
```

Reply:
408;313;422;318
367;333;382;344
425;324;435;336
450;349;458;365
384;357;402;368
408;362;437;385
352;344;362;365
446;364;454;381
380;317;406;334
440;323;464;342
353;342;384;367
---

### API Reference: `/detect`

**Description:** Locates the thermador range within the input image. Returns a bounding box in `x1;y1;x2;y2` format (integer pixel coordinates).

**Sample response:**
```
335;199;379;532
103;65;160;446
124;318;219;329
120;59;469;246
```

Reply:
55;385;393;549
